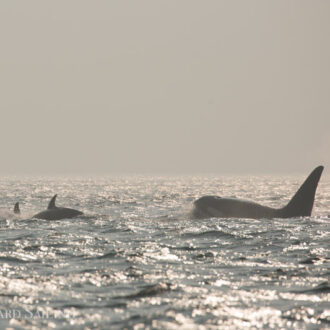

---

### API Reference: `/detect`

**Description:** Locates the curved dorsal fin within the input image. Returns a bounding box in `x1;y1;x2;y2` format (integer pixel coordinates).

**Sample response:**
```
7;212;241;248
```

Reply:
281;166;324;218
48;194;57;209
14;202;20;214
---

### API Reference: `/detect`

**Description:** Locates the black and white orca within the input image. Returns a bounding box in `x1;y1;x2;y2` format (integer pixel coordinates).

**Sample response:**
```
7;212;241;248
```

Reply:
193;166;324;219
33;195;83;220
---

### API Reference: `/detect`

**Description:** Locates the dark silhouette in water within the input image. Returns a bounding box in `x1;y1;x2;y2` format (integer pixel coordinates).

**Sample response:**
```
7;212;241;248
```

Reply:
33;194;83;220
14;202;20;214
193;166;324;219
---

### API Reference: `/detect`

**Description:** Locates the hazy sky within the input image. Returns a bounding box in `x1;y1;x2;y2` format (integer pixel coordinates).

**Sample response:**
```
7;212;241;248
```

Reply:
0;1;329;174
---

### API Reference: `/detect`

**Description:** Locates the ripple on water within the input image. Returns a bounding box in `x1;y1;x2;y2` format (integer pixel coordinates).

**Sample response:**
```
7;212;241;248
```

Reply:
0;175;328;328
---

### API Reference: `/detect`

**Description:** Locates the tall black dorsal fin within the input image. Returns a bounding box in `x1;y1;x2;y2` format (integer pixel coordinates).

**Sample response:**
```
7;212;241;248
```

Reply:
281;166;324;218
14;202;20;214
48;194;57;209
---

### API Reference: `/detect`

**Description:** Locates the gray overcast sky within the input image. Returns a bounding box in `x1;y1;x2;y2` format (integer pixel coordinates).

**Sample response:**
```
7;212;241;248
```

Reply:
0;1;329;174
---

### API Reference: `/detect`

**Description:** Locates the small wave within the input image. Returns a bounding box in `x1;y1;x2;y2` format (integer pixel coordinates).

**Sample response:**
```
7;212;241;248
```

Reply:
192;251;215;260
0;256;36;263
3;233;36;241
101;228;132;234
125;266;144;278
293;281;330;294
115;282;173;299
23;245;41;251
172;245;196;251
102;301;127;308
299;256;328;264
94;251;120;259
182;230;235;239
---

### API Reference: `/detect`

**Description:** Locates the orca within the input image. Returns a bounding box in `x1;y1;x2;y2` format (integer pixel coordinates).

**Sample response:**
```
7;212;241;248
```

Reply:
33;195;83;220
0;202;21;218
192;166;324;219
14;202;20;214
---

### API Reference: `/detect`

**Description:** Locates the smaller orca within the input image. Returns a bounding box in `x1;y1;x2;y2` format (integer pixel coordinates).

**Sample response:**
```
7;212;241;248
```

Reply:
33;195;83;220
193;166;324;219
14;202;20;214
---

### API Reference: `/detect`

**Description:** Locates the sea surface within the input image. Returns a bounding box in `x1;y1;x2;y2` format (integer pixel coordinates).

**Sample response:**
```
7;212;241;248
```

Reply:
0;174;329;329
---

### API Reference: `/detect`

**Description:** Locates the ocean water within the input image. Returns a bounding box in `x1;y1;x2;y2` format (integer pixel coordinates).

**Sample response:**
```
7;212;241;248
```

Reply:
0;174;329;329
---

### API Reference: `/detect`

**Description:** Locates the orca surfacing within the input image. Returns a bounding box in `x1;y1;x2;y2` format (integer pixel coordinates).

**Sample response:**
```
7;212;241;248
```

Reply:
193;166;324;219
14;202;20;214
33;194;83;220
